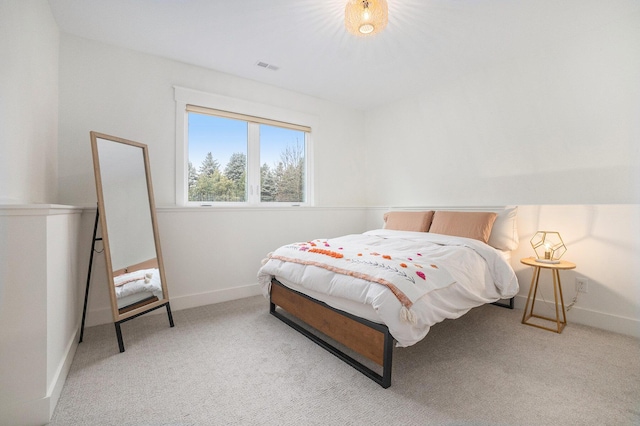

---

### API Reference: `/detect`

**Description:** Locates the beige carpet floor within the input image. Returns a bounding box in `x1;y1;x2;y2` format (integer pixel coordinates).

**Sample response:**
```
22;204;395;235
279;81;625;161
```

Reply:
50;296;640;425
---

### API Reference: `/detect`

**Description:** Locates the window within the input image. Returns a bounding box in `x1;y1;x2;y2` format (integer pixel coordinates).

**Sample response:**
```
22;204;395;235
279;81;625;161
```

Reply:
187;113;248;202
175;87;314;206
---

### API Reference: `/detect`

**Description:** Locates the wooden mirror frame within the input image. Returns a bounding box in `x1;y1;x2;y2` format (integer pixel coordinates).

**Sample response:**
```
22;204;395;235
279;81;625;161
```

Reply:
89;131;174;352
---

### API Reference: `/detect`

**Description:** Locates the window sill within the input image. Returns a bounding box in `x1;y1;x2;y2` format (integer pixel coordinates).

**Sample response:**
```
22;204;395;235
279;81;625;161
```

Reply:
155;205;364;213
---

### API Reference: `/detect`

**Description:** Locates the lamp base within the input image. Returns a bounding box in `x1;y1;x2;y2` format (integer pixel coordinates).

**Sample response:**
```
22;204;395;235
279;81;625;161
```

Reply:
535;258;561;264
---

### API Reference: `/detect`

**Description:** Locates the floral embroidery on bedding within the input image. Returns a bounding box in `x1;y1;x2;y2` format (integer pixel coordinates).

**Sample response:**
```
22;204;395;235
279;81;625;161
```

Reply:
285;240;441;285
307;248;344;258
272;238;456;324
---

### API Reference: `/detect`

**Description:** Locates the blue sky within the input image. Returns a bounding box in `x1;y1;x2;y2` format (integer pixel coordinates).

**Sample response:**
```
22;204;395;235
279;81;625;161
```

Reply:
188;113;304;172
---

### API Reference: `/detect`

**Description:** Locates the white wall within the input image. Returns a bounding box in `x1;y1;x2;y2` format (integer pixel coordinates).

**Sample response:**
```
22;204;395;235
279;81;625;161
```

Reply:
0;2;82;425
361;4;640;335
0;206;82;426
46;211;83;411
0;211;47;425
57;35;366;207
0;0;59;204
362;4;640;207
56;35;369;326
60;10;640;337
81;206;370;326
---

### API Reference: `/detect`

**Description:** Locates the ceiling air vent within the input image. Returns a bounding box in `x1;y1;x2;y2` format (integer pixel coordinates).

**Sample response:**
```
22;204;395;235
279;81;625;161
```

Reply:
256;61;279;71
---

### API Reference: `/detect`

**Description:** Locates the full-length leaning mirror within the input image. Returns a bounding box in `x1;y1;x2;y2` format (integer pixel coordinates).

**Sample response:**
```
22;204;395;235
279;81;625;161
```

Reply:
86;131;174;352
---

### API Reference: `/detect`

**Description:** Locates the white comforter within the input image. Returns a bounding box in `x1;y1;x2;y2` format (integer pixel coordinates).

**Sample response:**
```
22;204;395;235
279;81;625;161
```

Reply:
258;229;518;347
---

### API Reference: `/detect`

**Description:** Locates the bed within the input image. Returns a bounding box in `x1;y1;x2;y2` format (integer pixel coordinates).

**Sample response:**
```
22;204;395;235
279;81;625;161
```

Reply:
258;207;520;388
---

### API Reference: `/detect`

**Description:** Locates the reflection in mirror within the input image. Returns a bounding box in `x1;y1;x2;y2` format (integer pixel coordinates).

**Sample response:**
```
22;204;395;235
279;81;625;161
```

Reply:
87;131;174;352
96;139;163;311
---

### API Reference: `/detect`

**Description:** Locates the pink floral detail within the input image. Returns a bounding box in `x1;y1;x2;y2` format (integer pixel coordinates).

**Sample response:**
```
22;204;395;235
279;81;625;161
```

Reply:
416;271;426;280
417;253;422;256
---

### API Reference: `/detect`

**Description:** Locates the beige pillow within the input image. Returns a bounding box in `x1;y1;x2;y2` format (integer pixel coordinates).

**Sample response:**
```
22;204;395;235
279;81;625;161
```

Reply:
383;211;434;232
429;211;498;243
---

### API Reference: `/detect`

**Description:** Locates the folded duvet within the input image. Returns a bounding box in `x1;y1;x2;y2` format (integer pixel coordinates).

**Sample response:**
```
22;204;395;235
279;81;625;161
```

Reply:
114;268;163;300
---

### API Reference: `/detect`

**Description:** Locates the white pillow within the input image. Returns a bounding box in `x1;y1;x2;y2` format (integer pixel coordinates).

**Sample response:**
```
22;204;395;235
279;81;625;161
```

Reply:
487;206;519;251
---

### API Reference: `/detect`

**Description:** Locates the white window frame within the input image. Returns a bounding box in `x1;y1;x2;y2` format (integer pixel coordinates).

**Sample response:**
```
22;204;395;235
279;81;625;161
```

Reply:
174;86;315;207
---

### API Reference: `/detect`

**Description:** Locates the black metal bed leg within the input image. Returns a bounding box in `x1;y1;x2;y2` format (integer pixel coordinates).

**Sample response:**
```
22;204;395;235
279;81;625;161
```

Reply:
115;322;125;353
381;329;393;388
166;302;175;327
492;297;515;309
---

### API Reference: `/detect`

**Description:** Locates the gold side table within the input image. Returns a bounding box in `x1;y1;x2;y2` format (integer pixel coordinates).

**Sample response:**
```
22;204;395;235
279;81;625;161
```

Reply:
520;257;576;333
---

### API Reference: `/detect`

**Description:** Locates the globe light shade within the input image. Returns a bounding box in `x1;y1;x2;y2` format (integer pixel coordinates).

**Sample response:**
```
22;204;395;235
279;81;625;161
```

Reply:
345;0;388;36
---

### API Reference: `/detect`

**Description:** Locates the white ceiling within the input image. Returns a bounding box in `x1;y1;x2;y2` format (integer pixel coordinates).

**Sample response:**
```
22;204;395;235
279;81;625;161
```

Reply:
48;0;635;110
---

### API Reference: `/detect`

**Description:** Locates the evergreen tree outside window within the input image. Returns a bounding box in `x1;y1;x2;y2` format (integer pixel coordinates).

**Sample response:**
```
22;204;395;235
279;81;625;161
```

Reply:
188;113;247;202
259;124;305;203
184;105;310;205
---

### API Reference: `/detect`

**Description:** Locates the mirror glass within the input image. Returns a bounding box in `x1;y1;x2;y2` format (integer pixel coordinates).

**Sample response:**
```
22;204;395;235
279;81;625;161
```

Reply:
90;132;169;320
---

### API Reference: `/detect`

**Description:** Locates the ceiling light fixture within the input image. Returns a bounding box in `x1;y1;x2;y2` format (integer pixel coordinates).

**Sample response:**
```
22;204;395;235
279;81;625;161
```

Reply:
345;0;388;37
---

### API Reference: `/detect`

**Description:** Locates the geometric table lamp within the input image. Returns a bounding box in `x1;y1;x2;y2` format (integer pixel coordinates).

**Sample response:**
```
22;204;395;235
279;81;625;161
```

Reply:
530;231;566;264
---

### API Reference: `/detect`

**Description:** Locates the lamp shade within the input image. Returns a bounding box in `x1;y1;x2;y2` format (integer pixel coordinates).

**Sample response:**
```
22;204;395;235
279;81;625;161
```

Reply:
345;0;388;36
530;231;566;263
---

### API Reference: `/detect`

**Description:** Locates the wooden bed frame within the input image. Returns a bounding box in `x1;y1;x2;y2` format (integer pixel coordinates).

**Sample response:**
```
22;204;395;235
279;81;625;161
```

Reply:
269;278;514;388
269;279;394;387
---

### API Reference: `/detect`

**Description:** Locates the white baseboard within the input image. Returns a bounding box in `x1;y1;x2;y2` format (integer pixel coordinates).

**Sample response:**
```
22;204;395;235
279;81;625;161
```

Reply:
170;283;263;311
513;295;640;338
85;284;264;327
48;326;80;418
86;287;638;338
